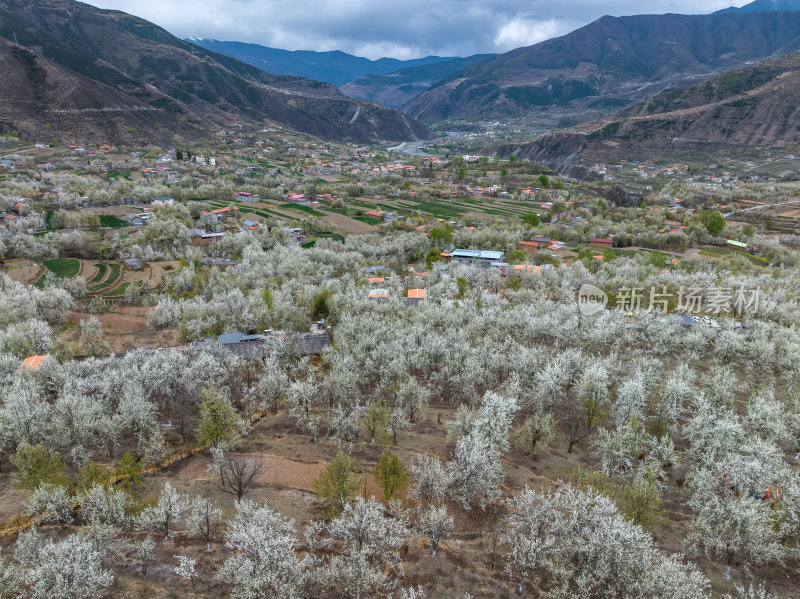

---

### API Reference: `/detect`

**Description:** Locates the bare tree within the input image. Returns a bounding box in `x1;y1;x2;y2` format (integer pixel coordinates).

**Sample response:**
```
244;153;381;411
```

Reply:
218;452;264;501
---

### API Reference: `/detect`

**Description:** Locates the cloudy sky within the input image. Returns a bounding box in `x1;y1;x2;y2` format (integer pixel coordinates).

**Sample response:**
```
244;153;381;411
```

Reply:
84;0;750;59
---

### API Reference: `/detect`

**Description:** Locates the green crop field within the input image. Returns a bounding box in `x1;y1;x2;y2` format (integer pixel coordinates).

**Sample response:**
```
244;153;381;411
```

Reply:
354;216;382;225
281;204;324;217
42;258;80;278
89;263;108;283
99;215;128;228
87;263;121;292
403;202;463;218
35;258;80;287
103;280;142;297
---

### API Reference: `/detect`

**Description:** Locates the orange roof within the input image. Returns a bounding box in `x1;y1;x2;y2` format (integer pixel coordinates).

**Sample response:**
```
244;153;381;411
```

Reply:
368;289;388;299
211;207;231;214
368;277;385;284
23;355;46;370
513;265;542;273
407;289;426;299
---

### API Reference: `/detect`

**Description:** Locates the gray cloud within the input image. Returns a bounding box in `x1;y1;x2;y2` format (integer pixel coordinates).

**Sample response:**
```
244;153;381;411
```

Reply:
84;0;747;58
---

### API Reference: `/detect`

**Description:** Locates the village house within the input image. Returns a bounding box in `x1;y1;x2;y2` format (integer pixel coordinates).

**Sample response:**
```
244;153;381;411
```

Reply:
122;258;143;271
448;249;506;268
590;237;614;248
201;257;238;269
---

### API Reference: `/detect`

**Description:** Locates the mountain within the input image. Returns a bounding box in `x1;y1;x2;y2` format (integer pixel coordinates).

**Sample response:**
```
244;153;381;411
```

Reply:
0;0;429;144
716;0;800;14
186;40;456;88
496;55;800;176
340;55;495;108
404;12;800;122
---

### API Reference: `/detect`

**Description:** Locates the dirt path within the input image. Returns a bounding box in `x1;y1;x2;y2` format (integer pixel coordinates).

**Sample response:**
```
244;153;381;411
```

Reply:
174;452;385;497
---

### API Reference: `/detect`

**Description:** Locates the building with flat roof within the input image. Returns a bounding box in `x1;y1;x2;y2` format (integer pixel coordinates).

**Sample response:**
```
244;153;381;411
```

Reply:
448;249;505;267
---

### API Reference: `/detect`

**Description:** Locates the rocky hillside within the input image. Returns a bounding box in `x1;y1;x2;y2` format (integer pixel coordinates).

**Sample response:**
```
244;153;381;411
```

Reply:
340;55;494;109
0;0;429;144
404;11;800;122
496;55;800;175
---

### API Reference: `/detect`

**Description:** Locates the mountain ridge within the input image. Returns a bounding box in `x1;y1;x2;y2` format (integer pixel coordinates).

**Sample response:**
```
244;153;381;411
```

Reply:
404;11;800;122
0;0;429;144
495;55;800;175
339;55;495;108
716;0;800;14
186;39;458;87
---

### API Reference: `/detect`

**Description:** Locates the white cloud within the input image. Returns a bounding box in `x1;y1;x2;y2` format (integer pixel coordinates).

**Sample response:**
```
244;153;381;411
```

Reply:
494;17;567;51
83;0;754;59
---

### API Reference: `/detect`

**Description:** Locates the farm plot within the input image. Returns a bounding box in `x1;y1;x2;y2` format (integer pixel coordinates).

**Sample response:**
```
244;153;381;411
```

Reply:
34;258;80;287
103;280;142;298
87;263;121;293
88;263;108;284
279;204;325;217
99;215;128;228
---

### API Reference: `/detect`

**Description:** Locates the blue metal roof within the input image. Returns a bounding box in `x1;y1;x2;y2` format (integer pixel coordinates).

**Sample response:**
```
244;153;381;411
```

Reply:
450;249;505;260
218;332;263;344
218;333;244;344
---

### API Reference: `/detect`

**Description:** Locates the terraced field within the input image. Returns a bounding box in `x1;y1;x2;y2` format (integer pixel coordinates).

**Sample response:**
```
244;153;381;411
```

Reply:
88;263;108;284
87;263;121;293
103;280;142;298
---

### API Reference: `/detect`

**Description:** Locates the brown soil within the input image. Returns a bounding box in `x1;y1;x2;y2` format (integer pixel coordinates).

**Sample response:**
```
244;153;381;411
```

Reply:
84;205;137;217
79;260;99;282
66;310;149;333
318;210;376;234
3;260;41;284
147;261;179;288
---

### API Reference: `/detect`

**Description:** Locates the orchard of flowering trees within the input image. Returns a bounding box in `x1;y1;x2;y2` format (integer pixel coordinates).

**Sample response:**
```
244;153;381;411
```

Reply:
1;178;800;597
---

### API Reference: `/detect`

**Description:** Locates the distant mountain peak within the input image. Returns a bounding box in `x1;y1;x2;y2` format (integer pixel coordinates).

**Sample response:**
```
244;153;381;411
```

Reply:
716;0;800;13
185;39;458;87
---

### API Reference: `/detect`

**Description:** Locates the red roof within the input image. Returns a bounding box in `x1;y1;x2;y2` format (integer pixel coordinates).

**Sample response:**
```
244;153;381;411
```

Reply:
23;355;46;370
